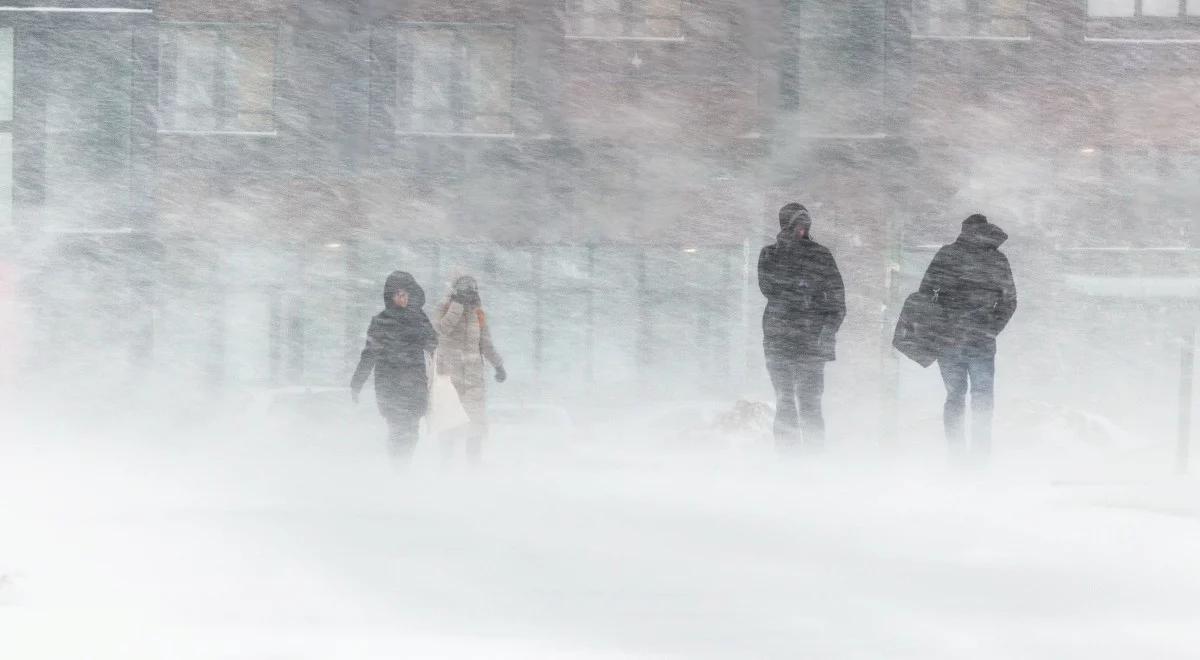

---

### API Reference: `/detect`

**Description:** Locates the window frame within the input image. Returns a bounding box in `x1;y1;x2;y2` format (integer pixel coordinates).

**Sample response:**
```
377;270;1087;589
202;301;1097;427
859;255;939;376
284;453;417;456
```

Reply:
563;0;686;42
1087;0;1198;18
911;0;1033;41
394;22;517;138
157;21;279;136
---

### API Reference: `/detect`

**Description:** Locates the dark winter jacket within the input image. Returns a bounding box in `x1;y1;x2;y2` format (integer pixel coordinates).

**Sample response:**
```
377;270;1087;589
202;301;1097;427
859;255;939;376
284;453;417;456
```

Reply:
759;234;846;361
918;221;1017;360
351;272;438;420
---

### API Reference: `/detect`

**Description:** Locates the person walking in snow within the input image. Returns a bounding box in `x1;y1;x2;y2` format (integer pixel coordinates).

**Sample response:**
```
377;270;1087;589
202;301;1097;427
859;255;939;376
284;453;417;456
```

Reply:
918;214;1017;461
351;271;438;461
434;275;506;463
759;203;846;451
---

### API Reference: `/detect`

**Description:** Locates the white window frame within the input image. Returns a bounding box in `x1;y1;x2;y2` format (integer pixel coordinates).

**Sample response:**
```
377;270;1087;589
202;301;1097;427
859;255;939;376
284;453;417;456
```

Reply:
563;0;685;42
911;0;1032;41
1087;0;1199;17
394;22;517;139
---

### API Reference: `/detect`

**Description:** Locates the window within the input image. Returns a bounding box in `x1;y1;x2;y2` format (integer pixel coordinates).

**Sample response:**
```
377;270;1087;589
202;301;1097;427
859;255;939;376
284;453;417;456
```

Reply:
783;1;887;134
913;0;1030;38
45;29;132;230
159;24;276;133
396;26;514;136
1089;0;1200;16
565;0;684;40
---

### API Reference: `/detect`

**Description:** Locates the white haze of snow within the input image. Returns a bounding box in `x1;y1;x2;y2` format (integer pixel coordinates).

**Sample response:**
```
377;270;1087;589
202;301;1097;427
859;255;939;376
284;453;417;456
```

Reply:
2;395;1200;660
3;1;1200;658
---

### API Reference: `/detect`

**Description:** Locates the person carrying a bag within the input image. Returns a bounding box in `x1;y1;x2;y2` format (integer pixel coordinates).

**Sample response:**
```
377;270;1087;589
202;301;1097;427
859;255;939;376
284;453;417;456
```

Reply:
350;271;438;462
434;275;506;463
918;214;1017;462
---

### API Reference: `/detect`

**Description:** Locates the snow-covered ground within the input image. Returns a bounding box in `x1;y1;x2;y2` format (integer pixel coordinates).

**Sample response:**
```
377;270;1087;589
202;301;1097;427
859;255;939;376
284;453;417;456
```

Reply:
2;406;1199;660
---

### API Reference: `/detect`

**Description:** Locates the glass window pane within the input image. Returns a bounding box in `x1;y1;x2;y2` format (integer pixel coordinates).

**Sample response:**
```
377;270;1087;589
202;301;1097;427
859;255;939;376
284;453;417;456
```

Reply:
569;0;623;36
632;18;683;38
1190;0;1200;15
168;29;219;131
45;30;132;230
228;29;275;132
642;248;690;293
1141;0;1181;14
1088;0;1135;17
539;290;590;390
542;247;591;289
226;291;271;384
578;0;621;13
485;288;535;400
492;247;536;288
467;32;512;134
927;15;970;35
989;0;1027;16
591;247;638;385
592;246;640;291
406;28;458;134
644;0;683;16
987;17;1029;37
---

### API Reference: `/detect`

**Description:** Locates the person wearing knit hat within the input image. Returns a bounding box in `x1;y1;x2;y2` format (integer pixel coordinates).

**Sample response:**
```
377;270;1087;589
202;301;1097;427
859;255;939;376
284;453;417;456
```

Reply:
351;270;438;462
758;202;846;452
917;213;1017;463
434;273;506;464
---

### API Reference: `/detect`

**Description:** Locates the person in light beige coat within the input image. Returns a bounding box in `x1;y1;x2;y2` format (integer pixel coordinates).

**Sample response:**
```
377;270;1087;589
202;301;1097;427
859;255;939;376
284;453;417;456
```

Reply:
434;275;506;461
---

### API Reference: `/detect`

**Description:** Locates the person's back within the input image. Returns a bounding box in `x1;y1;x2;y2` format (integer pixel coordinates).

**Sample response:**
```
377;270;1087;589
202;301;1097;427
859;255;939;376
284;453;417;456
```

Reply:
919;214;1017;461
760;237;843;360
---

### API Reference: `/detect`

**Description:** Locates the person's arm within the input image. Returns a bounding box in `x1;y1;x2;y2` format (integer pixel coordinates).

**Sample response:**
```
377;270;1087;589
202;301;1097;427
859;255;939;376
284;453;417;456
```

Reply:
350;318;380;401
479;312;503;369
422;314;439;356
918;247;955;299
758;246;779;299
824;250;846;333
434;299;464;336
478;310;506;382
992;253;1017;335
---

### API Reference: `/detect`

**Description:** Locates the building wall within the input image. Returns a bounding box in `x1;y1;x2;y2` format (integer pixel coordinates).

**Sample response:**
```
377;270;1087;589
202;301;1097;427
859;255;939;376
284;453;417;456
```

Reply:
4;1;1197;423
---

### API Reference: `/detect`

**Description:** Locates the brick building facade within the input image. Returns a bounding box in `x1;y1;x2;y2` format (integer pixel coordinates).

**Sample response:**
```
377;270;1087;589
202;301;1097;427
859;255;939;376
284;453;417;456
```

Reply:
2;1;1197;432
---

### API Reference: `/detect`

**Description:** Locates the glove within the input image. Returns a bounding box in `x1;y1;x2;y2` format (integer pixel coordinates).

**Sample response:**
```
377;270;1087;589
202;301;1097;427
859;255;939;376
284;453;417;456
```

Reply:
494;365;507;383
459;290;480;307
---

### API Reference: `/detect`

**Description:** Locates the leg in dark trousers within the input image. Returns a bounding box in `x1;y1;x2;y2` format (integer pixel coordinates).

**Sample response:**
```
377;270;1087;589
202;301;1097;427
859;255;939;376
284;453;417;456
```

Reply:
967;356;995;459
386;414;420;463
939;359;969;453
766;354;801;451
796;359;826;449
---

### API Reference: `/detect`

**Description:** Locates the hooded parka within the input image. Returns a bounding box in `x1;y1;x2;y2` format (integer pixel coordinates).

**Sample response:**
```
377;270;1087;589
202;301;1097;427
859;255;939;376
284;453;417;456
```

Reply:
350;271;438;421
918;218;1017;360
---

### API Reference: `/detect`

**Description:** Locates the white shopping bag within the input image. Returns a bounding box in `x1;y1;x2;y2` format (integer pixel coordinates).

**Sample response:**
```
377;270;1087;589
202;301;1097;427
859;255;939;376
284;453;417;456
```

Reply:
427;356;469;434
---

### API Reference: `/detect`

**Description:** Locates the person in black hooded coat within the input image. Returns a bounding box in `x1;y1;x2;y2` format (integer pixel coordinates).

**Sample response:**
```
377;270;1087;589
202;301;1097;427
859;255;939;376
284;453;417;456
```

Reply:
759;203;846;450
918;214;1017;459
351;270;438;460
